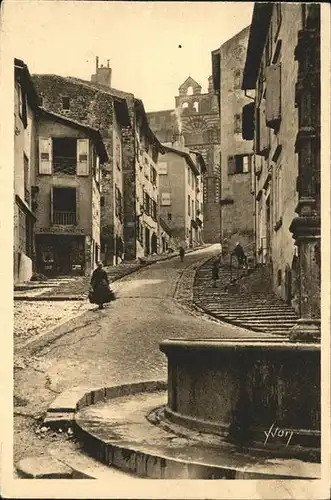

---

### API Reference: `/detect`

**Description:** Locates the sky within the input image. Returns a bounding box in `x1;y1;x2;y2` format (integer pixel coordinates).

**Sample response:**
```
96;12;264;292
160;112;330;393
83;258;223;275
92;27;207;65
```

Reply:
4;0;253;112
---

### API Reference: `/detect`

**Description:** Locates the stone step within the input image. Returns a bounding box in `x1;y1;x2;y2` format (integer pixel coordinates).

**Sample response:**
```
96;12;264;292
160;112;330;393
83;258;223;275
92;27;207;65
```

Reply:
75;390;320;480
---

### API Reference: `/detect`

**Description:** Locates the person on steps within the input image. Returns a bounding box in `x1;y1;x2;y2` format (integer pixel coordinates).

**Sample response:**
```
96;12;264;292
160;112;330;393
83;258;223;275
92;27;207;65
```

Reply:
231;242;247;268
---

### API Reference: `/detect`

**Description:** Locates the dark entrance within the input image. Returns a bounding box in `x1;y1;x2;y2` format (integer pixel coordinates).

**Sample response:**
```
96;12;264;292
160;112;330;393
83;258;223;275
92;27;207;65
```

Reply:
145;227;150;255
36;234;85;276
151;233;158;254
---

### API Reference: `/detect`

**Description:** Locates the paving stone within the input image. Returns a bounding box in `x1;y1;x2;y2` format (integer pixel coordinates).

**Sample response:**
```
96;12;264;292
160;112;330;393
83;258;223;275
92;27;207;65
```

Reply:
16;454;75;479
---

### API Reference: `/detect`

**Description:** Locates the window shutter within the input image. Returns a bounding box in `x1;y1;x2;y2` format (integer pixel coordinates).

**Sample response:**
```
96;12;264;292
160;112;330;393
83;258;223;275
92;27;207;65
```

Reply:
50;186;54;224
77;139;89;176
266;63;281;128
227;156;236;175
256;105;269;155
39;138;52;175
242;102;255;140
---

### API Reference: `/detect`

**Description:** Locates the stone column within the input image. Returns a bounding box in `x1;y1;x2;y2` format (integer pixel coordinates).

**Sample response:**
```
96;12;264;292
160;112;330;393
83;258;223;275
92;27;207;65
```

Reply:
289;5;320;342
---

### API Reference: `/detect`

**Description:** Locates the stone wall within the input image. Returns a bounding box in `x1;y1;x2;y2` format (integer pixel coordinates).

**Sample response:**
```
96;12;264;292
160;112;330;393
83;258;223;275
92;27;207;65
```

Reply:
218;26;254;250
32;74;135;263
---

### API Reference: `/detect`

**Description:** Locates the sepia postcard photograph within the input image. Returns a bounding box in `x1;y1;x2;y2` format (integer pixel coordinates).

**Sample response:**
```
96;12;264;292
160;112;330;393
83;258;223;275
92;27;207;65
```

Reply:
0;0;330;498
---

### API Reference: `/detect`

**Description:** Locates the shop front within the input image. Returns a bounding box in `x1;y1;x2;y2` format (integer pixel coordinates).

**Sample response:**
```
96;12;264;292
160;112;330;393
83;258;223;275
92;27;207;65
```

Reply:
36;233;86;276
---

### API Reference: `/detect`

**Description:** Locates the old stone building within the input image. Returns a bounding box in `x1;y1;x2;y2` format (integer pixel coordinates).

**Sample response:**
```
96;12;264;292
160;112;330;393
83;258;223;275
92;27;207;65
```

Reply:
32;64;131;265
242;3;320;340
134;99;165;257
14;59;39;283
34;109;108;276
33;60;164;264
147;76;220;244
158;140;205;249
212;25;254;252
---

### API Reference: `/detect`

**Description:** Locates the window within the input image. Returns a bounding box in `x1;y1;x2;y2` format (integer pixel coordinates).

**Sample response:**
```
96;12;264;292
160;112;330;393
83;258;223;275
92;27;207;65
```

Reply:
188;195;191;216
158;162;168;175
150;166;157;185
143;192;151;216
52;187;77;225
167;213;172;221
161;192;171;206
193;101;199;113
234;114;242;134
182;102;189;115
187;86;193;95
62;96;70;110
151;200;157;220
234;69;242;89
52;138;77;175
24;154;30;204
115;186;123;221
227;154;252;175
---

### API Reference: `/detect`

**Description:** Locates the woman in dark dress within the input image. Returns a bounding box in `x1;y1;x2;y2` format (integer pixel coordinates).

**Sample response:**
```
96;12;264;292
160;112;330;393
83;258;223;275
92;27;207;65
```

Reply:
90;261;115;309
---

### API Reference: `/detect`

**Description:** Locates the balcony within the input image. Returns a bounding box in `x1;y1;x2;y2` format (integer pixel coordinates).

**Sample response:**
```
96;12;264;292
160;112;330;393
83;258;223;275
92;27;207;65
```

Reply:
53;211;77;225
53;156;76;175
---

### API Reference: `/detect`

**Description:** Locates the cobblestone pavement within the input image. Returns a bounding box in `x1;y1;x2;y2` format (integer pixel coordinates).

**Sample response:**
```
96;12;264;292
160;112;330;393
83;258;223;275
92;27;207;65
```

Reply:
14;248;204;348
14;244;266;464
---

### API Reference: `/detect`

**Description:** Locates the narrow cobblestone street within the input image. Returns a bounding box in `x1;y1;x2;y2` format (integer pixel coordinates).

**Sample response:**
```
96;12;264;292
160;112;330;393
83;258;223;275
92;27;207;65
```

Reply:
15;244;280;465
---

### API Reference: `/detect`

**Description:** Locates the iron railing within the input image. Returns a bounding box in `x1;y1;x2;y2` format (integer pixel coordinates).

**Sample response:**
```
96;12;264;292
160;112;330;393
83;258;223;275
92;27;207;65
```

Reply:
53;211;76;225
53;156;76;175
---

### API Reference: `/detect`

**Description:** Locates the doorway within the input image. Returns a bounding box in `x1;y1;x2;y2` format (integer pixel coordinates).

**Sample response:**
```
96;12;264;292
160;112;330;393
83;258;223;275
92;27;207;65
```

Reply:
151;233;158;254
145;227;150;255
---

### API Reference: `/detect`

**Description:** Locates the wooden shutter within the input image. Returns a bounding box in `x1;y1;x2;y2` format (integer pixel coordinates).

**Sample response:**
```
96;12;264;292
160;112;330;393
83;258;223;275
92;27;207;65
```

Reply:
256;105;269;155
39;138;52;175
50;186;54;224
77;139;89;176
227;156;236;175
242;102;255;140
266;63;281;128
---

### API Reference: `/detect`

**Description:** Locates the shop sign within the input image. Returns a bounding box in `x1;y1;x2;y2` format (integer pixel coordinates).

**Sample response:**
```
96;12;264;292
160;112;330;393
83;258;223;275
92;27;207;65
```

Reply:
37;227;85;234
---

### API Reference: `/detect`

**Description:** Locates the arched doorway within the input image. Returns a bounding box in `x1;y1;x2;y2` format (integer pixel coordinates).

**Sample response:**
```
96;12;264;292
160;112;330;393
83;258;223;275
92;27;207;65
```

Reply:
151;233;158;254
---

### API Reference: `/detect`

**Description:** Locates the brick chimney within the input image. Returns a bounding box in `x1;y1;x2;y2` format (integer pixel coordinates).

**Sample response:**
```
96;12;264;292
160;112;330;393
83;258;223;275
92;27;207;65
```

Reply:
91;57;112;88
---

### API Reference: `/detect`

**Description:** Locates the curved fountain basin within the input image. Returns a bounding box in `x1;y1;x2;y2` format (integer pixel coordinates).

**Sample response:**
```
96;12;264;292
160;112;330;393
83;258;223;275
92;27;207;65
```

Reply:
159;339;320;461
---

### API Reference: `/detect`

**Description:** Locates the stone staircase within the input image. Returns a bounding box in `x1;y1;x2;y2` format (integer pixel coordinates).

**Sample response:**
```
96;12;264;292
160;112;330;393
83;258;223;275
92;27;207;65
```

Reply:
193;258;299;337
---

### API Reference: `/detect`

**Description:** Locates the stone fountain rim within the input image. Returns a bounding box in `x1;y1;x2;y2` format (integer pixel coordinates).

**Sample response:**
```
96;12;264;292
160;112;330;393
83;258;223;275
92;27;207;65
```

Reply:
160;339;320;352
